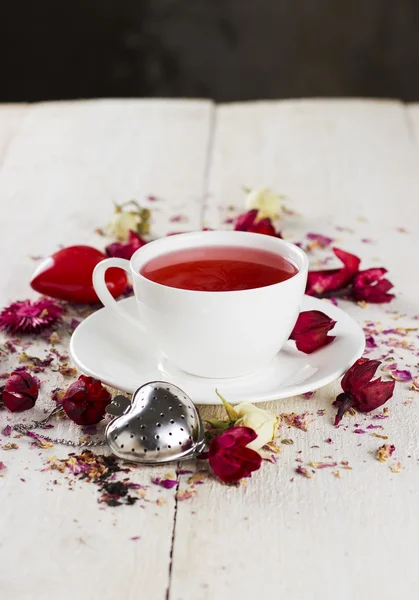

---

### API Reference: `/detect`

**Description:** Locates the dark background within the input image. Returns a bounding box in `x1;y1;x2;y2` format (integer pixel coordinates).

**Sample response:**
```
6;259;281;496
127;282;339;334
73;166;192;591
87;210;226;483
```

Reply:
2;0;419;103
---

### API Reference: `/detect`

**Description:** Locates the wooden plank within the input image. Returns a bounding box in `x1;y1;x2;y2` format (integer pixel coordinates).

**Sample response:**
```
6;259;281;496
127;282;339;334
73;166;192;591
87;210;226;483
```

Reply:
0;103;27;161
170;100;419;600
0;99;214;600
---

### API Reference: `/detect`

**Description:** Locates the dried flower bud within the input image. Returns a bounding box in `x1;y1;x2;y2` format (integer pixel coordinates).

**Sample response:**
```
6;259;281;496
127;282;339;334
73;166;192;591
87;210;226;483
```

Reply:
2;371;39;412
61;375;111;426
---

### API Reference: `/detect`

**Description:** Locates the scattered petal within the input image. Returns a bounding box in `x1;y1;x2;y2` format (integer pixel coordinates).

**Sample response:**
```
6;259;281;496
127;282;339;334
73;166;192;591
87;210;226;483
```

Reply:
390;461;402;473
353;268;394;304
1;425;12;437
306;232;334;249
410;377;419;392
289;310;336;354
377;444;395;463
296;466;313;478
306;248;360;297
282;412;310;432
152;477;178;489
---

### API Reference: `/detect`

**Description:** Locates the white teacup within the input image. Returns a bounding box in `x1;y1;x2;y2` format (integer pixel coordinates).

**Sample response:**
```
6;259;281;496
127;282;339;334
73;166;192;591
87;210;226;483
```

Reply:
93;231;308;379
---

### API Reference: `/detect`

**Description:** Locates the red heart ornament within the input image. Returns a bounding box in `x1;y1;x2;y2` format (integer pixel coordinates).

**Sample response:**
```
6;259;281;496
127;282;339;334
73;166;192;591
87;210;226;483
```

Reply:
31;245;128;304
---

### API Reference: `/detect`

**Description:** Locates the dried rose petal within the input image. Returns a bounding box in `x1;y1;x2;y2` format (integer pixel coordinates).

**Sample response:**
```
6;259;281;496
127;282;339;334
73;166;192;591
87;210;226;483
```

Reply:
333;358;395;425
289;310;336;354
1;424;12;437
365;336;377;349
206;426;262;483
234;210;281;237
105;230;147;260
0;461;6;471
295;465;312;478
410;377;419;392
306;247;360;297
353;268;394;304
2;371;39;412
152;477;178;489
306;232;334;249
0;299;63;334
61;375;111;426
388;369;412;382
377;444;395;463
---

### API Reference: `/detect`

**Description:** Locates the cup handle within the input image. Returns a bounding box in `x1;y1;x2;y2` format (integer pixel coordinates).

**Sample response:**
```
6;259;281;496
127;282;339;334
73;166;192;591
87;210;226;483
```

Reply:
93;258;145;332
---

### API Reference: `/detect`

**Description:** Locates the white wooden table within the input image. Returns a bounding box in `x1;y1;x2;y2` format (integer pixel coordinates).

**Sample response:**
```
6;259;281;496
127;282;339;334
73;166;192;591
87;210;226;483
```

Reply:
1;99;419;600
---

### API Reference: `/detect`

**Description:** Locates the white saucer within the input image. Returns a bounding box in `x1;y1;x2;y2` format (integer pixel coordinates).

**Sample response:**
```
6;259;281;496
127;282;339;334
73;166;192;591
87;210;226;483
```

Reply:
70;296;365;405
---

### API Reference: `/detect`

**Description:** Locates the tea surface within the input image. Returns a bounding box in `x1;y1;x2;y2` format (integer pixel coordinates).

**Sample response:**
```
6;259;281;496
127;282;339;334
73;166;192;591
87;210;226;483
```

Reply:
141;246;297;291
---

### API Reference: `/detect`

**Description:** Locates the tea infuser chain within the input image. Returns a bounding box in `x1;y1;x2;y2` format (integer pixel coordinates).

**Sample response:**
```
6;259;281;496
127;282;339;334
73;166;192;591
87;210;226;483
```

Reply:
13;405;106;448
12;381;207;463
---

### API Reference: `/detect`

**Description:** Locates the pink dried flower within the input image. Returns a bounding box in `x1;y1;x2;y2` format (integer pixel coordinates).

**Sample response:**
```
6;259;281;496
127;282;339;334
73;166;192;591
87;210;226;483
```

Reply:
2;371;39;412
0;299;63;334
333;358;395;425
289;310;336;354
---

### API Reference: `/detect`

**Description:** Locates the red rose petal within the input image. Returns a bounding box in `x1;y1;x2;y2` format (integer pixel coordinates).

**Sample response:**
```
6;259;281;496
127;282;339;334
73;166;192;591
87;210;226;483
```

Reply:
353;268;394;303
289;310;336;354
234;210;281;237
306;247;360;296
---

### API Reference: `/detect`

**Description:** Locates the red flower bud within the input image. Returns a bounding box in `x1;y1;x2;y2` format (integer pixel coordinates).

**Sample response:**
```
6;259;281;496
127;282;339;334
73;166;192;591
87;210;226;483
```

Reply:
105;230;146;260
306;247;360;297
206;426;262;483
61;375;111;426
2;371;39;412
289;310;336;353
234;210;281;237
352;268;394;303
333;358;395;425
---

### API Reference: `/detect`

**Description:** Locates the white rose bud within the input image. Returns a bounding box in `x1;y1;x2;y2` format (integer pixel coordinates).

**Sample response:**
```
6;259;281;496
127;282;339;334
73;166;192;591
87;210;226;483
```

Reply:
108;211;141;241
234;402;278;451
245;187;283;220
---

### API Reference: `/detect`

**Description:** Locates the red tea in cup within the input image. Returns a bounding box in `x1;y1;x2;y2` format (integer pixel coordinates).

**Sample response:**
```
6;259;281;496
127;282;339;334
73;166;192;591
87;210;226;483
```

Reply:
140;245;298;291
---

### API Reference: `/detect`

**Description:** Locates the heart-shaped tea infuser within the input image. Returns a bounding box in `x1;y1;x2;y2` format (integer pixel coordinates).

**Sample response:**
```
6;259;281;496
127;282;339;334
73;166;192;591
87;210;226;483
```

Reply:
13;381;206;464
105;381;206;464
